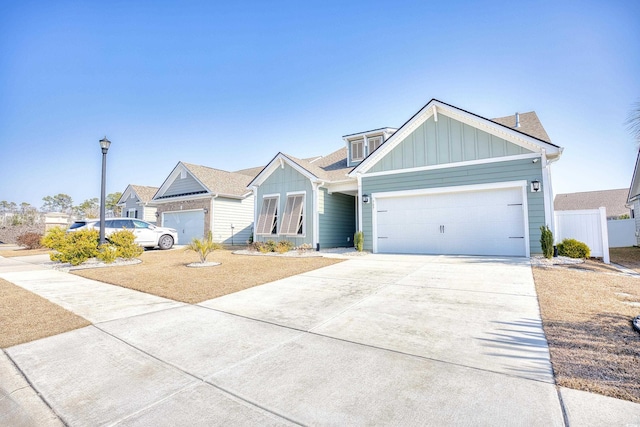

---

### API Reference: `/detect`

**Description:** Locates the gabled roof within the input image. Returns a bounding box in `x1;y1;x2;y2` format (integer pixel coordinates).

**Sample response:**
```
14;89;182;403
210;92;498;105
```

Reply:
234;166;264;178
248;148;352;188
491;112;551;143
155;162;253;200
555;188;631;218
117;184;159;205
349;99;563;177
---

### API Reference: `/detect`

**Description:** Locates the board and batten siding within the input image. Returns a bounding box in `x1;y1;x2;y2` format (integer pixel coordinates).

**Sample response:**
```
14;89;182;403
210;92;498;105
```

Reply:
256;163;314;246
162;173;206;197
212;196;254;245
362;157;546;254
319;189;356;248
369;115;532;173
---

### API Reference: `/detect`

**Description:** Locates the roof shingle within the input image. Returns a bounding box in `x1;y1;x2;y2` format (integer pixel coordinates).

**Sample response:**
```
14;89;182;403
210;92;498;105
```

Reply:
554;188;631;218
182;163;253;198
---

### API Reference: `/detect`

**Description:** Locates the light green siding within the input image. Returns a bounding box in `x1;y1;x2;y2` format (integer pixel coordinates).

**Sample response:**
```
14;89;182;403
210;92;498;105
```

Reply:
319;189;356;249
256;163;313;246
213;196;254;245
362;158;546;254
369;115;532;173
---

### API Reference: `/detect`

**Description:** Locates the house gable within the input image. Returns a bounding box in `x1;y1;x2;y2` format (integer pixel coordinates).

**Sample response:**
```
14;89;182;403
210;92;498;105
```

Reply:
350;99;562;177
155;163;210;200
367;114;532;173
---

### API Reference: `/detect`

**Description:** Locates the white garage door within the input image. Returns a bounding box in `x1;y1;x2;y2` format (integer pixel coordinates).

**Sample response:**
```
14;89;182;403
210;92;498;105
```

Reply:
375;187;526;256
163;210;205;245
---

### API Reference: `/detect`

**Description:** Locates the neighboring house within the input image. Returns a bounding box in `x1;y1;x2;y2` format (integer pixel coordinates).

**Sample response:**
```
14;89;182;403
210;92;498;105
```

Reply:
152;162;254;245
249;99;563;256
117;185;159;223
554;189;632;219
627;150;640;245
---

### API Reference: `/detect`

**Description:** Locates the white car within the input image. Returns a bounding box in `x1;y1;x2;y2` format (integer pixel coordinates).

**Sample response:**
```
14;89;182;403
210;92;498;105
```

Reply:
69;218;178;250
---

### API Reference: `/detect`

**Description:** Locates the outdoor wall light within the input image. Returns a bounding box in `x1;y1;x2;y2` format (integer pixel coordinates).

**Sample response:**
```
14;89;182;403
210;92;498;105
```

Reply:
203;208;209;214
362;194;370;204
531;180;541;193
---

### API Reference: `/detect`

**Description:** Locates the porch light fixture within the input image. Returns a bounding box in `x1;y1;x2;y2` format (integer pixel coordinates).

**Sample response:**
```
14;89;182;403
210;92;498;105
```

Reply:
98;136;111;245
362;194;370;204
531;180;541;193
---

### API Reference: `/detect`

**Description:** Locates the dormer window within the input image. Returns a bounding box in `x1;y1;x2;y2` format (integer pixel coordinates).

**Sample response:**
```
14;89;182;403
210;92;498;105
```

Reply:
368;136;383;154
351;139;364;162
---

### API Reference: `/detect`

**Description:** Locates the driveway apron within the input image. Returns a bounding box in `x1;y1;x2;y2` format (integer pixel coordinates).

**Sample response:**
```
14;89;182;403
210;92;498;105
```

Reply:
2;254;567;425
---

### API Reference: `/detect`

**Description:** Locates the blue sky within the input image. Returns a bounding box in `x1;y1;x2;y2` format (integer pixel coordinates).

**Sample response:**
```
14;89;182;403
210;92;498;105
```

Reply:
1;0;639;208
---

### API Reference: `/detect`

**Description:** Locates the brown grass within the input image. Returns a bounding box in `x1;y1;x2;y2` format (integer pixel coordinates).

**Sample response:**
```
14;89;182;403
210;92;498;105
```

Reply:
533;265;640;403
72;249;343;304
0;278;90;348
0;248;51;258
610;247;640;271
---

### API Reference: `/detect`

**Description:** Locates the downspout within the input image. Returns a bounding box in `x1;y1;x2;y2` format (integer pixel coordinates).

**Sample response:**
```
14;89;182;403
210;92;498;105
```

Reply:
313;181;324;251
356;173;363;232
251;186;258;243
210;194;218;238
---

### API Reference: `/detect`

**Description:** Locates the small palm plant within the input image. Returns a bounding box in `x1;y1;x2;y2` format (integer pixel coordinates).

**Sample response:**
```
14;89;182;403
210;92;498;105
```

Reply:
185;232;223;263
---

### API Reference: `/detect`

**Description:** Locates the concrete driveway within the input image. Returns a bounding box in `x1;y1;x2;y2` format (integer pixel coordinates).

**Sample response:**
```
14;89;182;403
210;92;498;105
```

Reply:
0;254;577;425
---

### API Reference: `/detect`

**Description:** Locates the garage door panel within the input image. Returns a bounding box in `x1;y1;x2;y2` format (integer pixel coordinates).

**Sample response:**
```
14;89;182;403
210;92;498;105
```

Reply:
163;211;205;245
375;187;526;256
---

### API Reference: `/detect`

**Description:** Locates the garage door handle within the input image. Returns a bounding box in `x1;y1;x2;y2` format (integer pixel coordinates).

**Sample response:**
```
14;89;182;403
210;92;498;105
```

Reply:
378;236;388;239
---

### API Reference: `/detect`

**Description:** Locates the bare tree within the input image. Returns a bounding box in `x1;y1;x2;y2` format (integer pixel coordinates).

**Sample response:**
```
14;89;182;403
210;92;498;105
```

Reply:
626;100;640;146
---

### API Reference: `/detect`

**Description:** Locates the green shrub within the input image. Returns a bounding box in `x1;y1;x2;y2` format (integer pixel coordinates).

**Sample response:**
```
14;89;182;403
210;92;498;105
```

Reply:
354;231;364;252
261;239;277;253
108;230;143;259
49;229;100;266
539;225;554;259
185;232;222;263
275;240;294;254
17;232;44;249
96;244;118;263
557;238;590;259
41;227;67;252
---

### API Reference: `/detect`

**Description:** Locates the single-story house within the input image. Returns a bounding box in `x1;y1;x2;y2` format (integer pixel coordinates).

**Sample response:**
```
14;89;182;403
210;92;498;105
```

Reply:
117;185;159;223
249;99;563;256
152;161;255;245
555;189;632;220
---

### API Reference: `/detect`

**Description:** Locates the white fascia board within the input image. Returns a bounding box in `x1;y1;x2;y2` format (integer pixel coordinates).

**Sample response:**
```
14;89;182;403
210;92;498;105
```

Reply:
249;153;318;187
350;100;561;177
628;150;640;203
116;185;133;205
327;180;357;194
152;193;212;204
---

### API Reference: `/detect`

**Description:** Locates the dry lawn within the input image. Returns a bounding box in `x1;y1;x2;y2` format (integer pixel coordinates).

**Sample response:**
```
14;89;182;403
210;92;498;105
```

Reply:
610;247;640;272
72;249;343;304
0;278;90;348
0;248;51;258
533;262;640;403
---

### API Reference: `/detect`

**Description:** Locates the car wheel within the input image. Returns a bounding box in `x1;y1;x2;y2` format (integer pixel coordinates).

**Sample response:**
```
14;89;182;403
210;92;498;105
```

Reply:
158;235;174;250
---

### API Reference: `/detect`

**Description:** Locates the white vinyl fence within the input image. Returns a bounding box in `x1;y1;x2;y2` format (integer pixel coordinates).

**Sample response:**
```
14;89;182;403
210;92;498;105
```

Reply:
554;208;609;264
607;218;636;248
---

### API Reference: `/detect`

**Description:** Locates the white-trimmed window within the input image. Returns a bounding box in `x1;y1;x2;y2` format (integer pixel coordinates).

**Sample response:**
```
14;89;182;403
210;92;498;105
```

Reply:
127;208;138;218
351;139;364;162
280;193;305;235
256;195;279;235
368;136;383;154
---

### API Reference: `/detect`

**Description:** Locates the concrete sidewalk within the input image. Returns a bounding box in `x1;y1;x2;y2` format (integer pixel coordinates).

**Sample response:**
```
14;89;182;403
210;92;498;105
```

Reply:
1;254;640;426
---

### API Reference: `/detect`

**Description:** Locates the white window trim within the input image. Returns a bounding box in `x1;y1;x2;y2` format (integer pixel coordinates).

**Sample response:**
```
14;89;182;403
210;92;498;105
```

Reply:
127;208;137;218
256;194;280;236
351;139;364;162
367;135;383;155
280;191;306;236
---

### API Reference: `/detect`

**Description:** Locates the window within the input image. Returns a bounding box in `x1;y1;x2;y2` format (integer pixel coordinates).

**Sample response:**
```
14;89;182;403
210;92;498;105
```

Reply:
133;220;150;229
368;136;382;154
256;196;279;235
127;208;138;218
280;193;305;235
351;139;364;162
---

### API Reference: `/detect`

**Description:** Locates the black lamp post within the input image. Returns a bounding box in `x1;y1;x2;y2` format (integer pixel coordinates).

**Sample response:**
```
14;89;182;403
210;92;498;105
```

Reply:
99;136;111;244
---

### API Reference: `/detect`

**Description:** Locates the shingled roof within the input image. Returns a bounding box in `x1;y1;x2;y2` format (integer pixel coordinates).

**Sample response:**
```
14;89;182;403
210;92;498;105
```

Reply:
130;185;159;203
182;162;253;198
554;188;631;219
283;147;351;182
491;111;552;143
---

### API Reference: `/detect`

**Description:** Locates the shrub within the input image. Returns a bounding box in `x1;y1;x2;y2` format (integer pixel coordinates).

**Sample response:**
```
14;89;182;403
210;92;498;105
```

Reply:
41;227;67;252
49;229;100;266
354;231;364;252
108;230;143;259
557;238;591;259
184;232;222;263
17;232;44;249
260;239;277;253
275;240;294;254
96;243;118;263
539;225;554;259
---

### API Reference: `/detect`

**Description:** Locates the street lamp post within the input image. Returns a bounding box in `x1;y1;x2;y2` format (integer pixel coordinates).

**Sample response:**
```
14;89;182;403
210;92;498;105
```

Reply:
99;136;111;245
